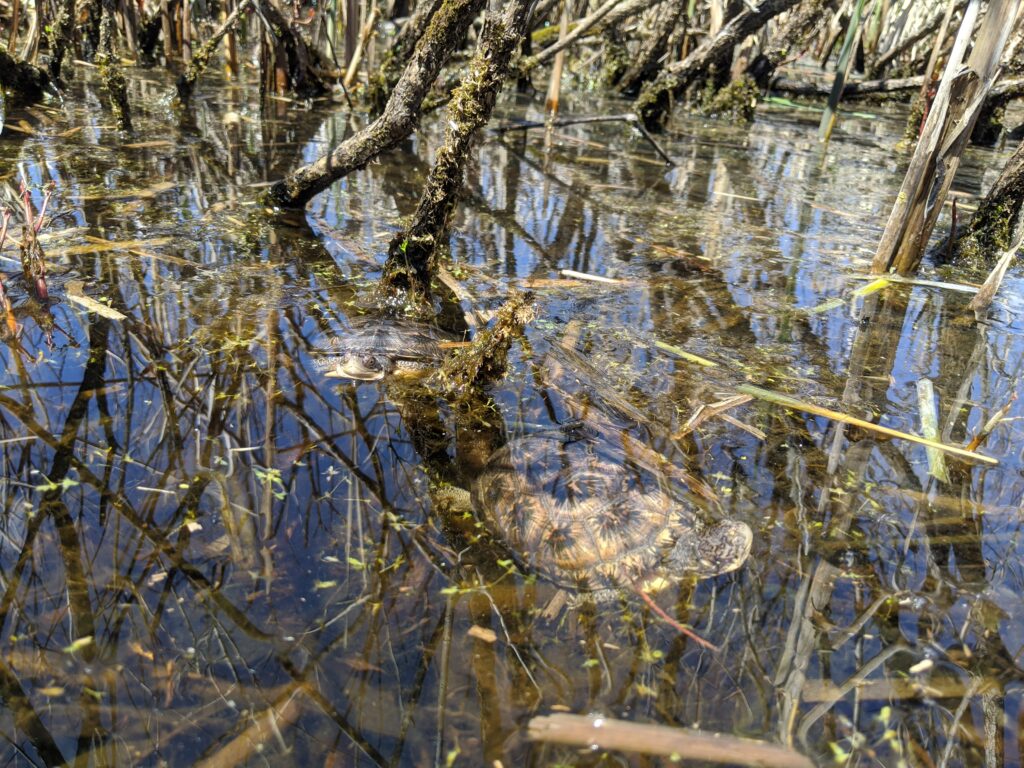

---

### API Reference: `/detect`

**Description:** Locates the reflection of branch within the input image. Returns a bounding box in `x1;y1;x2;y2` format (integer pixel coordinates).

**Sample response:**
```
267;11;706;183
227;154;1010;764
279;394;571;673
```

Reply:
0;656;66;763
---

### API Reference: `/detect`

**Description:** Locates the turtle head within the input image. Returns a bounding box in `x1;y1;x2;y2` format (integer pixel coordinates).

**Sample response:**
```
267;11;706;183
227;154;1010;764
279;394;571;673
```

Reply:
668;519;752;579
327;354;390;381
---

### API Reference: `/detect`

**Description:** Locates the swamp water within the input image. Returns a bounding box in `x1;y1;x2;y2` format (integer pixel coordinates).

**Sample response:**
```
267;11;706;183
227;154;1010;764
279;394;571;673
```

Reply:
0;67;1022;767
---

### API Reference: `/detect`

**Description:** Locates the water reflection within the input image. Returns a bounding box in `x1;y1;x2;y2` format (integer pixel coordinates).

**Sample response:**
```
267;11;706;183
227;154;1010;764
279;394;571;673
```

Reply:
0;67;1019;766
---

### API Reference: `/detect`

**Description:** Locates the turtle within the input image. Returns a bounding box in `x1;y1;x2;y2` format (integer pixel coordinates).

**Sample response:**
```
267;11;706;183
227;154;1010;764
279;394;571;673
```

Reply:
467;427;752;605
320;317;447;381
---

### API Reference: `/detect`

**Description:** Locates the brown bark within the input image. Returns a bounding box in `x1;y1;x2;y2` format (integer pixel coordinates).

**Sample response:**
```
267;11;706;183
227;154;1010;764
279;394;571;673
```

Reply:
380;0;535;300
769;73;923;96
47;0;76;82
954;139;1024;263
617;0;687;96
747;0;832;88
367;0;445;114
0;50;51;103
265;0;487;208
636;0;801;129
256;0;330;96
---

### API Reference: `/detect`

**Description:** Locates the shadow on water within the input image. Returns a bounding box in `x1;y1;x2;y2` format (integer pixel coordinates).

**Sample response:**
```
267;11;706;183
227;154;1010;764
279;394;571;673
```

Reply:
0;65;1021;766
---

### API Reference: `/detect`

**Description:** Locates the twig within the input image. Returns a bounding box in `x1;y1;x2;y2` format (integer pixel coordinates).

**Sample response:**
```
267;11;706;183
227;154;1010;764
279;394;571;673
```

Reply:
635;588;717;651
528;713;816;768
525;0;624;68
559;268;624;284
965;390;1017;451
493;113;675;165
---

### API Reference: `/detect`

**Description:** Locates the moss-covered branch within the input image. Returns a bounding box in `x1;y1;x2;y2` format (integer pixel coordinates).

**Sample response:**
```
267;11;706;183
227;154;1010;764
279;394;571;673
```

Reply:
954;139;1024;265
433;291;536;400
264;0;487;208
97;0;133;130
177;0;254;101
367;0;446;115
636;0;801;130
380;0;535;301
47;0;77;83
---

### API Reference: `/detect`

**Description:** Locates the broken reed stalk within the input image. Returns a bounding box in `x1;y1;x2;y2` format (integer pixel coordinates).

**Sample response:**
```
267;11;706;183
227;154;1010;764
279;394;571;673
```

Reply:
917;0;958;106
736;383;997;464
872;0;1021;276
343;5;381;88
967;234;1023;316
965;391;1017;451
916;378;949;482
177;0;254;100
528;713;816;768
545;0;569;115
818;0;868;141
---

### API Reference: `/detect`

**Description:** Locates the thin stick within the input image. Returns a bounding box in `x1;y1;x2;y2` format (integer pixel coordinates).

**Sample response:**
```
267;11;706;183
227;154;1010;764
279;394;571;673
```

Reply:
635;588;717;651
526;0;623;68
559;268;623;284
493;113;675;165
528;713;816;768
736;384;998;465
965;391;1017;451
545;0;569;115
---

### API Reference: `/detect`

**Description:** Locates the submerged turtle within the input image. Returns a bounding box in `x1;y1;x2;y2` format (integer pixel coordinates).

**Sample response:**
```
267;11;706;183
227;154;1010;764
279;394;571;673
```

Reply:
468;428;752;610
321;317;447;381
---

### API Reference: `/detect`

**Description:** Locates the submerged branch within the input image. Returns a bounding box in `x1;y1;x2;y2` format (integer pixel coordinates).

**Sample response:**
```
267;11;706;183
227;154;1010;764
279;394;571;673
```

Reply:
528;713;816;768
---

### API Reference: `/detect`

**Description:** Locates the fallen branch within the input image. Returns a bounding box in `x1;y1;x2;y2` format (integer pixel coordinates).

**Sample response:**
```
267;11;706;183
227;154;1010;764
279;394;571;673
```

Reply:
636;0;801;129
770;74;923;97
528;713;816;768
194;685;310;768
265;0;487;207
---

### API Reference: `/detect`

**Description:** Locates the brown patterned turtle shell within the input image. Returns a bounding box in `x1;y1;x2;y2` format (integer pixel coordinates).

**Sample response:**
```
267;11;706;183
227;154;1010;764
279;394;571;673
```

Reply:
472;431;752;594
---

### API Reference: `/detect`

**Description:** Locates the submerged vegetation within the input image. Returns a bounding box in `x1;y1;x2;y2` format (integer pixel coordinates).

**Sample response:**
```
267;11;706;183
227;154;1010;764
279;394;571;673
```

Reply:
0;0;1024;765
